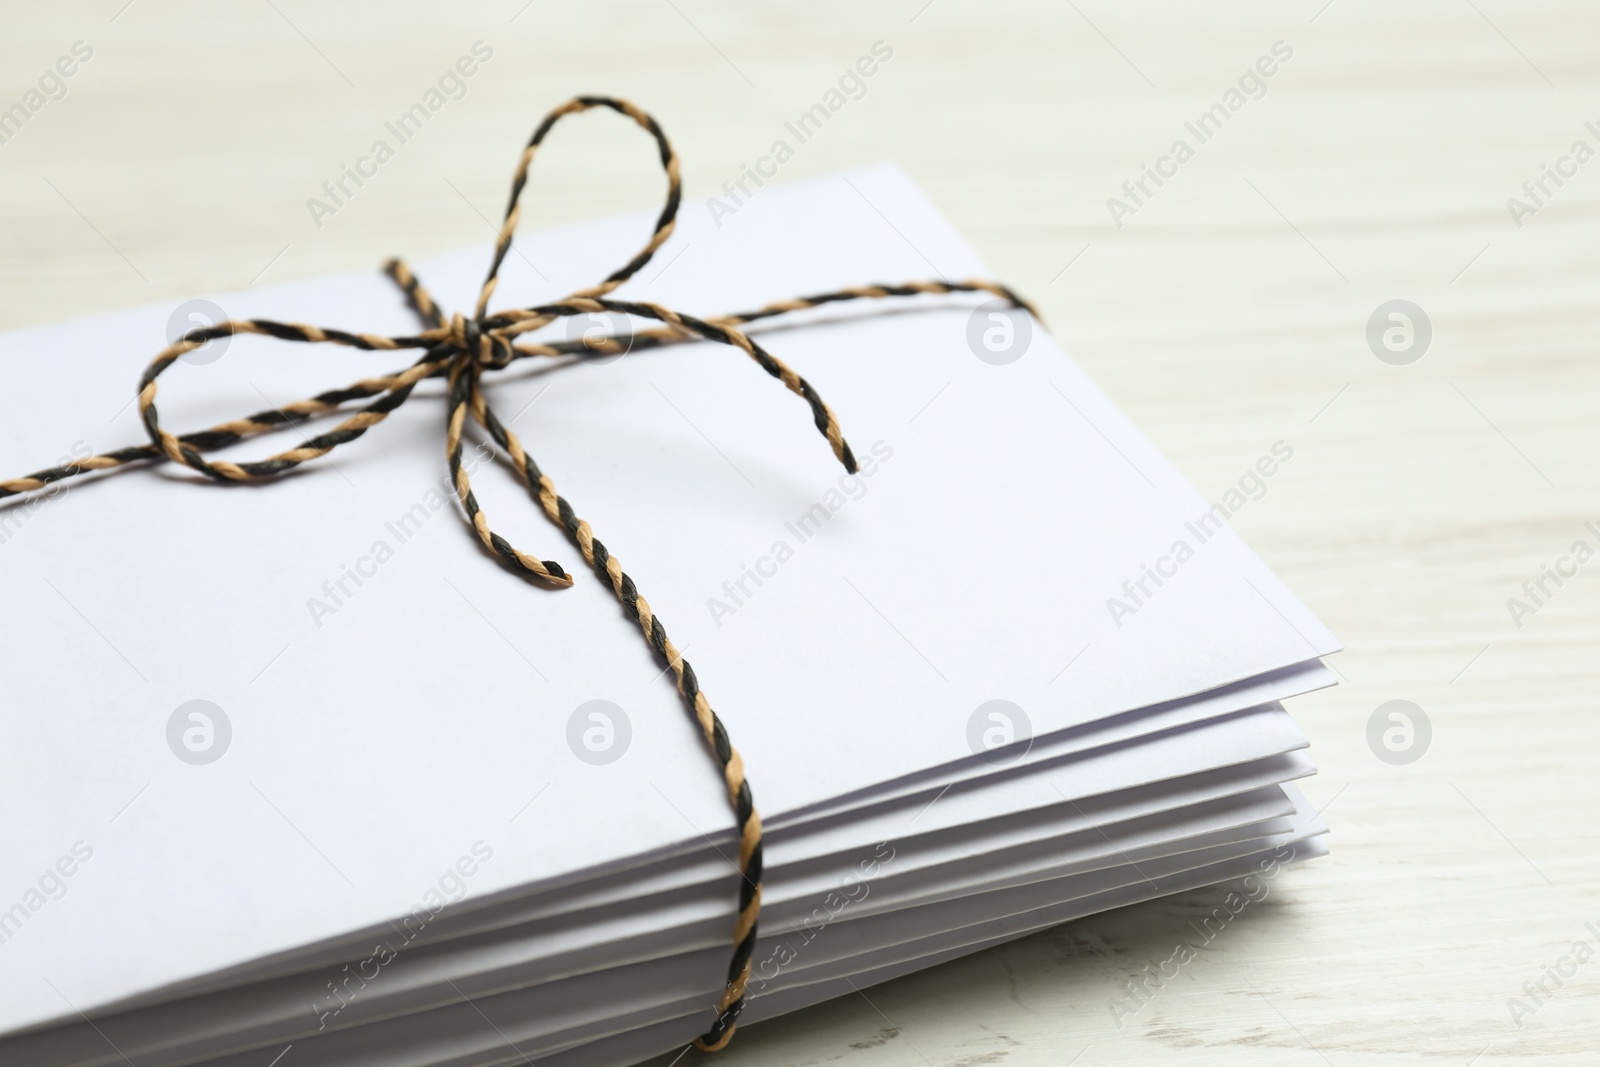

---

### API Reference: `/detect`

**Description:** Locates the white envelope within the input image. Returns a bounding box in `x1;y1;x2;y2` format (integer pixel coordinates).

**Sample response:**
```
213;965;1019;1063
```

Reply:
168;802;1330;1067
12;781;1298;1067
0;163;1338;1036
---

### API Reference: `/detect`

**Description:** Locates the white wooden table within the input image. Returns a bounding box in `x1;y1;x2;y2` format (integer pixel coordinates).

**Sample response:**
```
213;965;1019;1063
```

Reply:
2;2;1596;1063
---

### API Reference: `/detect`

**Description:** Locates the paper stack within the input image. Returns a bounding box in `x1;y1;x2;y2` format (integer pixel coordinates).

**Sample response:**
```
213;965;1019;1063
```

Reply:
0;163;1337;1066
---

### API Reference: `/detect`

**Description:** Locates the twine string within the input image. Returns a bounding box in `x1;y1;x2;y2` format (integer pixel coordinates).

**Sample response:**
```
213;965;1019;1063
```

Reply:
0;95;1032;1052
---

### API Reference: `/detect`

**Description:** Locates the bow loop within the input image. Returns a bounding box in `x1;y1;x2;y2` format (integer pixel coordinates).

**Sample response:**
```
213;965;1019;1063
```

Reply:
474;96;681;322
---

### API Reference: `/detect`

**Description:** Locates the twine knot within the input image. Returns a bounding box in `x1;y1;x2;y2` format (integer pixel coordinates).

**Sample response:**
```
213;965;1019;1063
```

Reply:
444;312;515;369
1;94;1034;1053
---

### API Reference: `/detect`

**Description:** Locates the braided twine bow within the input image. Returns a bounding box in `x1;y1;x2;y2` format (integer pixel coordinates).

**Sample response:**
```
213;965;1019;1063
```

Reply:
1;96;1033;1051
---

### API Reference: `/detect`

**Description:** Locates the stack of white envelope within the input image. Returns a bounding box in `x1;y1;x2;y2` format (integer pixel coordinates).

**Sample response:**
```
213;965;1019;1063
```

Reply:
0;163;1338;1067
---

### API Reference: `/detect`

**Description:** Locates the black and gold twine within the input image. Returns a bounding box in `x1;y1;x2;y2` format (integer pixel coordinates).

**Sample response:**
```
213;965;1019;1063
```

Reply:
0;96;1034;1051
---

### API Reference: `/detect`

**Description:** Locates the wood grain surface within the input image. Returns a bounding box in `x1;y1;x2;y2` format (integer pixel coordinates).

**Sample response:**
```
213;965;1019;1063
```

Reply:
1;2;1596;1064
